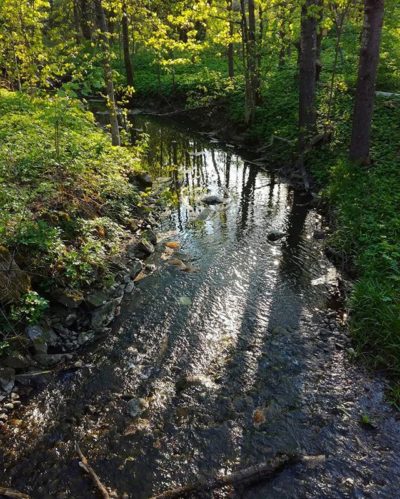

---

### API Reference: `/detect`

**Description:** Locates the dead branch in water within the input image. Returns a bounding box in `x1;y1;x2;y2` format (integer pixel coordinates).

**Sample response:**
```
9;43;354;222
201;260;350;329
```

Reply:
150;454;297;499
0;486;30;499
75;442;110;499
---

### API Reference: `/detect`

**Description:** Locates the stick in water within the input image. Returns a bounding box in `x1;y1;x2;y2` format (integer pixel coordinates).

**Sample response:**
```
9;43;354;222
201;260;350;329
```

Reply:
75;441;110;499
151;453;298;499
0;487;30;499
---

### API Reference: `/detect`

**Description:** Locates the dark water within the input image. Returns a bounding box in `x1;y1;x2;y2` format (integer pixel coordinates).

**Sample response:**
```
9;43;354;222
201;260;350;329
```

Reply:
1;113;400;498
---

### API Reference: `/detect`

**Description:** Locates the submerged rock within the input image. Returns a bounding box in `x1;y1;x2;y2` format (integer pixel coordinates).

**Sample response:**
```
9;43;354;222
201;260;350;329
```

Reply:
267;230;286;242
127;397;149;418
202;195;224;205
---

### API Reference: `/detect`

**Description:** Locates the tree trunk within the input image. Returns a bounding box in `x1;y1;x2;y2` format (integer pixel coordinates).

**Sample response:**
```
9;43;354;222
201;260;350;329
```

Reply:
80;0;93;40
240;0;258;125
298;0;318;152
122;2;134;88
94;0;120;146
227;0;234;78
349;0;384;163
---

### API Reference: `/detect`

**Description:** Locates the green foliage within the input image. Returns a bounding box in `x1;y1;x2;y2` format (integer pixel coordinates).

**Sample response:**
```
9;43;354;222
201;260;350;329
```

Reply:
0;90;145;330
11;291;49;325
312;97;400;377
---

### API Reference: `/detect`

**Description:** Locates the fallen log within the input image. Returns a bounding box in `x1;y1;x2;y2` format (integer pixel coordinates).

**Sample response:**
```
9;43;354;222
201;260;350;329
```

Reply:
0;486;30;499
150;453;297;499
75;442;110;499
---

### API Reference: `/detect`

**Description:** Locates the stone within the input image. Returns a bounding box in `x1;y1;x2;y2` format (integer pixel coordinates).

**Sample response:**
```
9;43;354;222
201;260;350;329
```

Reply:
91;300;117;330
143;229;157;245
0;245;31;305
127;397;149;418
33;353;68;367
202;195;224;205
26;325;48;354
86;290;109;308
130;261;143;279
125;282;135;294
3;353;32;369
65;313;77;326
267;230;286;242
77;331;94;346
55;290;83;309
130;240;155;259
313;230;326;240
0;367;15;393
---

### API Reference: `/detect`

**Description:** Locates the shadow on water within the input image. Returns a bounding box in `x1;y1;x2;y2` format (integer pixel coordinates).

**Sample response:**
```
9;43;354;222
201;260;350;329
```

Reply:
2;111;400;499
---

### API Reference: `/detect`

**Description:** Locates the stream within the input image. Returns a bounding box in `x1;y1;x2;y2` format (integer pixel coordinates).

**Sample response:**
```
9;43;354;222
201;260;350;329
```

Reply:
1;113;400;498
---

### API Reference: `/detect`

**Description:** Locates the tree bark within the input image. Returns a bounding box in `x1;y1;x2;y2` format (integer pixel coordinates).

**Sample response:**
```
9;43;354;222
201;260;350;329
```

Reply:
227;0;234;78
349;0;384;163
298;0;318;152
240;0;259;125
122;2;134;88
94;0;121;146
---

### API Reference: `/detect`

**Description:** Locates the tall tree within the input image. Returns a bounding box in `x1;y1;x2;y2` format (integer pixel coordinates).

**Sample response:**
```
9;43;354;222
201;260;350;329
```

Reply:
298;0;319;152
94;0;121;146
122;1;134;88
349;0;385;163
227;0;235;78
240;0;259;125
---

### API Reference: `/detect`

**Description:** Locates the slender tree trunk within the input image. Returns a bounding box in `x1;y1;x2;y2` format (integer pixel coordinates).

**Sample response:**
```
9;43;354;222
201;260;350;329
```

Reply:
240;0;258;125
227;0;234;78
122;2;134;88
80;0;92;40
349;0;384;163
94;0;120;146
298;0;318;152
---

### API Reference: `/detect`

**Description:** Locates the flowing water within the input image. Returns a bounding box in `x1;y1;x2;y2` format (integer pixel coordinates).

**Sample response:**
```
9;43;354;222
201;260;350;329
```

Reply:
1;113;400;498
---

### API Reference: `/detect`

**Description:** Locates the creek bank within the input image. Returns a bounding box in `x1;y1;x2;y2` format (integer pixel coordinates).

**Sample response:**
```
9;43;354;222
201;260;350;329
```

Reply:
131;94;312;191
0;172;166;416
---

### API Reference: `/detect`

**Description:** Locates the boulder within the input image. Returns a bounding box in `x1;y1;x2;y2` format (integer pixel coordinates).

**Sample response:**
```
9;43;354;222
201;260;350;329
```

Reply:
0;246;31;305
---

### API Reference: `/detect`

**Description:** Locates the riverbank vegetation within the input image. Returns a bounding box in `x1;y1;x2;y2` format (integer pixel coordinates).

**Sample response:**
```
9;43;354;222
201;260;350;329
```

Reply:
0;1;399;383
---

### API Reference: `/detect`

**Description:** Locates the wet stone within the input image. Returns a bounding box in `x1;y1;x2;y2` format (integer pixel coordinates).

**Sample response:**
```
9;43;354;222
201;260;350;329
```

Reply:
0;367;15;393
